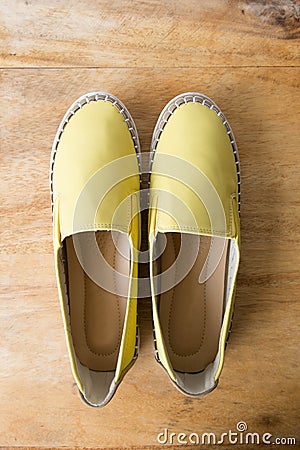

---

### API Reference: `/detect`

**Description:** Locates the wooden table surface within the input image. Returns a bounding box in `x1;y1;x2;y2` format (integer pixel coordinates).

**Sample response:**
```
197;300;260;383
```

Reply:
1;1;299;449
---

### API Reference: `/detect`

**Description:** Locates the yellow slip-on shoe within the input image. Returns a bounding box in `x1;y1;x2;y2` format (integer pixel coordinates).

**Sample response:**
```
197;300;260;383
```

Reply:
50;92;141;407
149;92;240;396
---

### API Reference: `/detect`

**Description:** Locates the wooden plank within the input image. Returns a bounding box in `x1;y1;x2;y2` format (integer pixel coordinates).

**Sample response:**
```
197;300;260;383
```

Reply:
0;67;299;448
0;0;299;68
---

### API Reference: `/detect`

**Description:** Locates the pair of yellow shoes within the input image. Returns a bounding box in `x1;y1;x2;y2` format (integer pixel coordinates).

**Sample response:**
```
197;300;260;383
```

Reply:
51;92;240;407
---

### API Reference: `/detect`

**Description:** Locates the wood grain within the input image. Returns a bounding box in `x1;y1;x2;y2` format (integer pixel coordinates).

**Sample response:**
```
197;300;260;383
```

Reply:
0;0;300;68
1;67;299;448
1;0;300;448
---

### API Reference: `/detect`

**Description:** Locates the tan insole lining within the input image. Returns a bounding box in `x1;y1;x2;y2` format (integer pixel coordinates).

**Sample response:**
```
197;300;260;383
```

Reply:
65;231;130;371
159;234;228;373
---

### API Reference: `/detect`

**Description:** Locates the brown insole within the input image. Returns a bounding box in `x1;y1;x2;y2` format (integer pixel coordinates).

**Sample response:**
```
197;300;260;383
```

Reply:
65;231;130;371
158;233;228;373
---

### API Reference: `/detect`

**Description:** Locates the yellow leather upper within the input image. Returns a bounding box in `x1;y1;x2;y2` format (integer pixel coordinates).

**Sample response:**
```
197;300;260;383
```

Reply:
149;101;240;385
53;100;140;247
150;103;239;239
52;99;140;392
